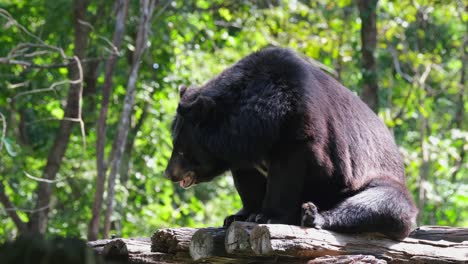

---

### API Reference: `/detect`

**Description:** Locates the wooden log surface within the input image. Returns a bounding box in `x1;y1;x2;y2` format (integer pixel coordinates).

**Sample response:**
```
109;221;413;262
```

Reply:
308;254;387;264
225;221;257;255
189;227;227;261
88;237;150;256
250;224;468;263
410;226;468;243
88;237;192;263
151;227;197;255
188;225;307;263
88;224;468;263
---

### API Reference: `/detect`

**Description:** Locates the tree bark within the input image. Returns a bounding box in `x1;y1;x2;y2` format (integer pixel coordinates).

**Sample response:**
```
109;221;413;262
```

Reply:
103;0;156;239
88;0;130;241
357;0;379;113
28;0;90;234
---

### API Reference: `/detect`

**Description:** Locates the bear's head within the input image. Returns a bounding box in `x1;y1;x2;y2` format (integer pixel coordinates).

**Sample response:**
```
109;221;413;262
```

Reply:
164;85;227;189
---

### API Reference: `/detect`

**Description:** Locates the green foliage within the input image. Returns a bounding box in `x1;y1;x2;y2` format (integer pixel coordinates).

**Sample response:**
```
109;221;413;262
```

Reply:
0;0;466;241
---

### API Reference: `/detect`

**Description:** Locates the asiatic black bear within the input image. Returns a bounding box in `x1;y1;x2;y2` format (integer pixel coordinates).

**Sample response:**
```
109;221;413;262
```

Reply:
165;47;417;239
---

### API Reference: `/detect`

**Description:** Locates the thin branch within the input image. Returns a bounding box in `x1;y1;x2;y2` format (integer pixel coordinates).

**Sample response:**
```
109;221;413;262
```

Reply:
0;58;70;69
0;56;108;69
450;148;466;183
7;43;67;59
71;55;86;150
25;117;85;126
4;204;50;213
23;171;65;184
0;112;6;152
0;9;45;44
7;81;30;89
418;63;432;86
13;79;80;98
389;46;435;120
388;46;414;83
152;0;172;22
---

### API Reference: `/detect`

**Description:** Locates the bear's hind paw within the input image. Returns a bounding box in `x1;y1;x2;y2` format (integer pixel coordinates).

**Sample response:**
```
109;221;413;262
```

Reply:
301;202;323;228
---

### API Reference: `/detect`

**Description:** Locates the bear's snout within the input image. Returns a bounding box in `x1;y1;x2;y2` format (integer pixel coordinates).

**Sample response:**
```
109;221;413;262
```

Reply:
164;168;172;180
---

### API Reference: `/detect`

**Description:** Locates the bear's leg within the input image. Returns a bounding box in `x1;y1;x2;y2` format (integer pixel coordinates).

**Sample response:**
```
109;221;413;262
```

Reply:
223;168;266;227
258;148;307;225
301;178;417;239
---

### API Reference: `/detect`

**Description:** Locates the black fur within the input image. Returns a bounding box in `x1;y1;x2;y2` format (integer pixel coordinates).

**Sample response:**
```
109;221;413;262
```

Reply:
165;47;418;239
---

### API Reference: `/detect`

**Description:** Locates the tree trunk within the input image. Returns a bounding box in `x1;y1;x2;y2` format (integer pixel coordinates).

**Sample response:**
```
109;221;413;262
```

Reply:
28;0;90;234
449;21;467;183
417;115;430;225
88;0;130;241
357;0;379;113
103;0;156;238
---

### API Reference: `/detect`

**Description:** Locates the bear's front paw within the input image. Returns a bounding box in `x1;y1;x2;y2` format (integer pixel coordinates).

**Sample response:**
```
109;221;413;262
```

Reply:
223;214;249;227
301;202;324;228
245;213;282;224
245;213;262;223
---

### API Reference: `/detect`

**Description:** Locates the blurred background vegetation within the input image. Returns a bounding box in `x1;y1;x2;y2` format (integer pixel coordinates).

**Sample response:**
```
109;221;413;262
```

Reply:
0;0;466;242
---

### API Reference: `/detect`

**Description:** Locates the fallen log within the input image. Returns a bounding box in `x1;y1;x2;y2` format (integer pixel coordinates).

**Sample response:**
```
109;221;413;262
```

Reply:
249;224;468;263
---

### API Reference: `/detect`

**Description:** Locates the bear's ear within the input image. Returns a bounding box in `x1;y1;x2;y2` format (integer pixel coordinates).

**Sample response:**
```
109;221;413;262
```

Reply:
177;95;215;122
178;85;188;97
